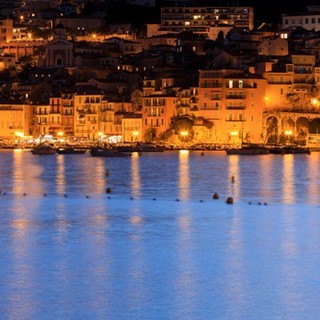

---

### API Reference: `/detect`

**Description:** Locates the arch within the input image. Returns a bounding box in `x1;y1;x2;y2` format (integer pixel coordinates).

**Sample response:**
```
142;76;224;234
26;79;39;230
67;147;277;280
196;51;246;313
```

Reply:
310;117;320;134
296;117;310;145
56;57;63;66
281;116;295;131
266;116;278;144
279;116;295;144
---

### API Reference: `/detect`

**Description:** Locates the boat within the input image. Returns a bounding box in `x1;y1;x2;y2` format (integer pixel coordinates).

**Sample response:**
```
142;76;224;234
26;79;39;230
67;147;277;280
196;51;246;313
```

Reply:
268;145;311;154
116;142;164;153
31;143;56;155
90;147;131;157
56;147;87;154
225;144;270;155
137;143;164;152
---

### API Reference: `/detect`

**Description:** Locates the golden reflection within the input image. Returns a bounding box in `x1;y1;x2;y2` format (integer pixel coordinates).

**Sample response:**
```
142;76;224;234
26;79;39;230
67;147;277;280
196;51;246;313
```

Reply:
282;155;294;204
306;153;320;204
178;215;191;233
179;150;190;200
56;154;66;195
279;210;300;307
257;156;273;199
130;215;143;225
227;155;240;199
95;159;107;194
9;201;35;320
130;152;141;198
12;149;25;195
225;210;246;317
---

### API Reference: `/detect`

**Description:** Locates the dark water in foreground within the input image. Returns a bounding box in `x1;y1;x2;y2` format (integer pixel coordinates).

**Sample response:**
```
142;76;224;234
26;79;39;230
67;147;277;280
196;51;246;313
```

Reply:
0;149;320;320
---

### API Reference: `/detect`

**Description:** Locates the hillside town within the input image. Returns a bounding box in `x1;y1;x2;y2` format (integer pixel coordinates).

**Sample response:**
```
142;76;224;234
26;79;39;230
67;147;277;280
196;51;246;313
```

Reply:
1;0;320;148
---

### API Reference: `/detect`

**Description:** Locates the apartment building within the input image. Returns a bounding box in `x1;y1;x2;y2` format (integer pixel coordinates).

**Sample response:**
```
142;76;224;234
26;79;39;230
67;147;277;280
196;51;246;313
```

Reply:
263;51;320;111
0;100;32;138
160;6;254;35
281;12;320;32
141;94;177;141
198;69;267;144
73;90;103;141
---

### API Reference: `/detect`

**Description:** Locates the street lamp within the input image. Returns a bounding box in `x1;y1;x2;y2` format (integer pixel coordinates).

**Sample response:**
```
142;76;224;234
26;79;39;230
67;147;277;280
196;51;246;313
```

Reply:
284;130;293;145
57;131;64;144
311;98;318;108
132;131;139;142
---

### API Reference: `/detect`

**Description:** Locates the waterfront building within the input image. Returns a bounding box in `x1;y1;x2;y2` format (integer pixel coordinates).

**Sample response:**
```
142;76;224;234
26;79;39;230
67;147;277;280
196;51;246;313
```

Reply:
0;99;32;139
73;88;103;141
122;113;142;142
100;97;132;140
198;68;267;144
141;93;177;142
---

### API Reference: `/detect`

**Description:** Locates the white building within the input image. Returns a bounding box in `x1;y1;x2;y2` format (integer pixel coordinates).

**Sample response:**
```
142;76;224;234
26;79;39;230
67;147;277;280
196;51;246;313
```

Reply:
281;12;320;31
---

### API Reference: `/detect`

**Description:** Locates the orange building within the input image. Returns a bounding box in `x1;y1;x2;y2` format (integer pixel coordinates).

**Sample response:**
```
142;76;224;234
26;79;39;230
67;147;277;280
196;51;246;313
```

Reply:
198;69;267;144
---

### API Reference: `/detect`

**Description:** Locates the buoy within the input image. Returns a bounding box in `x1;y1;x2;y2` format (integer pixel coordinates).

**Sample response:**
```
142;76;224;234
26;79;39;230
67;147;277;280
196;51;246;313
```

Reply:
200;199;203;202
231;176;235;183
264;202;268;206
176;198;180;202
43;193;47;197
23;193;26;196
86;195;89;198
258;202;261;205
130;197;133;200
249;201;252;205
153;198;156;201
106;187;112;194
105;169;109;176
64;194;68;198
212;192;219;200
226;197;234;204
201;152;204;156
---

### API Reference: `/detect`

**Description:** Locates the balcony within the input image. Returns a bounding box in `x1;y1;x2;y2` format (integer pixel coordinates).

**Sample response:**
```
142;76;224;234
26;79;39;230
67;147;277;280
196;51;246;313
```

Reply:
226;94;246;99
226;105;246;110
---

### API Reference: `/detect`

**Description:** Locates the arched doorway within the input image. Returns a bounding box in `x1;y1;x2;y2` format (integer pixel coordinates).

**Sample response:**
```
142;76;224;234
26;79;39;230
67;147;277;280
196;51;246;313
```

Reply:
279;116;294;144
310;118;320;134
296;117;309;145
266;116;278;144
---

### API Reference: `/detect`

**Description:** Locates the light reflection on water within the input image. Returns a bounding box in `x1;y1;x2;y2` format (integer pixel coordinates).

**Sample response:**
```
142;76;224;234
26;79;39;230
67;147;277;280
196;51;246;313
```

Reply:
0;151;320;319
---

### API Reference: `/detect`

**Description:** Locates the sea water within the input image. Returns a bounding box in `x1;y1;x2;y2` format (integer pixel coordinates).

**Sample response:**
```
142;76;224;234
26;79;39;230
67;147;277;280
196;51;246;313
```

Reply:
0;149;320;320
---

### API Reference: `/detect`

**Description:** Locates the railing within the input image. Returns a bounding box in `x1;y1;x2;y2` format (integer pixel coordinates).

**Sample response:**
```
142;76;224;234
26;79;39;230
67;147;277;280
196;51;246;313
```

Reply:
226;95;245;99
226;106;246;110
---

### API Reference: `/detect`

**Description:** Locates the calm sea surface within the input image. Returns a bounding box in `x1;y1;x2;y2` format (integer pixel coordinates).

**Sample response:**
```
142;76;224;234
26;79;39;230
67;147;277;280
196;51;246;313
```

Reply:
0;149;320;319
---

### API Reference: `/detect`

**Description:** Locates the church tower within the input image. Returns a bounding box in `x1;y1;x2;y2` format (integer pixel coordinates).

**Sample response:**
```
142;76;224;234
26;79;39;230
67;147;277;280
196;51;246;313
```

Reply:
44;24;73;68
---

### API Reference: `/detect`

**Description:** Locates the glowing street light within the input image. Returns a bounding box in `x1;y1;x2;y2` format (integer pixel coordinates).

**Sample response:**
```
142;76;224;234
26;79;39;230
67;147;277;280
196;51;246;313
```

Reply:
15;131;24;138
132;131;139;141
180;131;189;137
285;130;293;145
311;98;318;107
284;130;293;136
98;132;104;141
57;131;64;144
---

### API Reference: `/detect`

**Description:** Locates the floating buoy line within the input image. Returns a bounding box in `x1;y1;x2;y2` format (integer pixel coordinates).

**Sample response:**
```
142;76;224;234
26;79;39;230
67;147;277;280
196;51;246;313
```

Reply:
0;189;269;205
